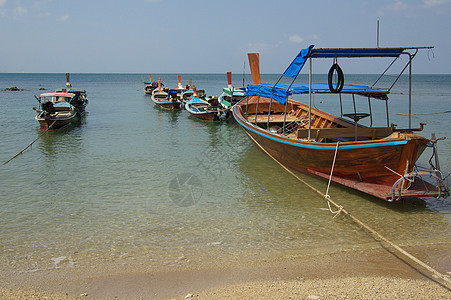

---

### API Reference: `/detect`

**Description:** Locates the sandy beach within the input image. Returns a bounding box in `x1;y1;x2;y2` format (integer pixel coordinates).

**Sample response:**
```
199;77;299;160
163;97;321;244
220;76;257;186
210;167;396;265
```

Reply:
1;243;450;299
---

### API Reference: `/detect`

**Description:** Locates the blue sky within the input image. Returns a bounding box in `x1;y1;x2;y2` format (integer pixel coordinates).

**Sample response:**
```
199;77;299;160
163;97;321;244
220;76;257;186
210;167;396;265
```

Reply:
0;0;450;73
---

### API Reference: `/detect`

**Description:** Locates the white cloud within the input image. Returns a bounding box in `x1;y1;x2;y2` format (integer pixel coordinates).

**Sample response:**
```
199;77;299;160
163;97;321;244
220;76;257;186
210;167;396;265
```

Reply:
423;0;450;7
14;5;27;17
387;0;408;11
145;0;161;3
58;15;69;22
0;0;6;7
288;34;304;44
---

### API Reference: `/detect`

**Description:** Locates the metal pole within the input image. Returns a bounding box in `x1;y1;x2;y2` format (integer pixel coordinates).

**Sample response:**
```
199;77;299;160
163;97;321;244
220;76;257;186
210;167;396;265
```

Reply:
377;20;380;48
267;98;273;130
255;96;260;124
409;54;412;129
308;57;312;140
282;101;288;135
245;96;249;118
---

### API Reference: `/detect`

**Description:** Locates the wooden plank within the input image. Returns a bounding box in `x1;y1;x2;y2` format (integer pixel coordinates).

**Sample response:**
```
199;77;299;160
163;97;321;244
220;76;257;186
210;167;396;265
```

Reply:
247;114;298;123
297;127;393;139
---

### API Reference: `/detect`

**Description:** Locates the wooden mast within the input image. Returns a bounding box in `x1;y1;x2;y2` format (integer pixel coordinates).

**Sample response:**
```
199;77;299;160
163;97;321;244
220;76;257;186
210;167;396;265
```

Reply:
65;73;71;88
248;53;261;84
227;71;232;88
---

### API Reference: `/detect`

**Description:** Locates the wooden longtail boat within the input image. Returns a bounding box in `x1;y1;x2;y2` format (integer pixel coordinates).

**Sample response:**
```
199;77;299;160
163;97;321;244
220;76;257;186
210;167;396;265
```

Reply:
34;92;77;130
218;72;246;108
232;46;449;201
185;86;224;122
144;74;161;95
151;78;182;110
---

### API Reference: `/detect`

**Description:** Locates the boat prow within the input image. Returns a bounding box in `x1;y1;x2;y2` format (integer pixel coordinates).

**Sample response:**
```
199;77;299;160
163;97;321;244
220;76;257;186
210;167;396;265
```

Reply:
34;92;77;130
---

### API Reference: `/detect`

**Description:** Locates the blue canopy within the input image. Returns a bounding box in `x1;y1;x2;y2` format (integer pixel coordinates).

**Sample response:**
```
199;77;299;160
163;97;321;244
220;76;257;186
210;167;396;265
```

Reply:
310;47;406;58
280;45;408;81
282;45;314;78
144;80;160;85
244;83;389;105
245;85;292;104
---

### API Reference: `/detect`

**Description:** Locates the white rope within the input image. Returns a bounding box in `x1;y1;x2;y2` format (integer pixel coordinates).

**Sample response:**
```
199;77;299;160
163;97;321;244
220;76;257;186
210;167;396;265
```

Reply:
325;142;340;199
244;130;451;286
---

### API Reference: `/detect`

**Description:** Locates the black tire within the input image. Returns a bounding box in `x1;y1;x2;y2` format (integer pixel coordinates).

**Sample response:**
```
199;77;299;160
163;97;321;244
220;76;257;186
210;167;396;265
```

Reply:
328;63;344;93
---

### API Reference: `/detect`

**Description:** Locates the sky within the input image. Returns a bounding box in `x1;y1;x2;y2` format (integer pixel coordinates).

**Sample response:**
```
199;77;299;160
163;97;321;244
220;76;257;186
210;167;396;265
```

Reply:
0;0;450;74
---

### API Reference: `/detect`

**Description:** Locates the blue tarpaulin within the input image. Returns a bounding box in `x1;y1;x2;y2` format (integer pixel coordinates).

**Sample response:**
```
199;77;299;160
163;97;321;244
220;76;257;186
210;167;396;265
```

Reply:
244;85;292;105
310;47;406;58
245;45;407;104
244;83;389;105
282;45;314;78
280;45;406;79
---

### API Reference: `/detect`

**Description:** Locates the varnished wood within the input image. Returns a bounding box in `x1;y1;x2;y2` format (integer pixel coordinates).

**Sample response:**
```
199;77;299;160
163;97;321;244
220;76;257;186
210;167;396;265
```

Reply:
233;96;431;197
248;53;261;84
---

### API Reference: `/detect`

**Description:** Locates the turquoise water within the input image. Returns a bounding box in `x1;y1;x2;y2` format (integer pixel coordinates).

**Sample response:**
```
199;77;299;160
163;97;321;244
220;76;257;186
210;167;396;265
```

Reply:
0;73;450;273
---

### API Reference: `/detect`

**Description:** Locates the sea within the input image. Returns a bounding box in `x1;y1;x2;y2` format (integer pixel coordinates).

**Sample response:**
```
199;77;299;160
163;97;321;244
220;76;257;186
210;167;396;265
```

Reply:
0;73;450;275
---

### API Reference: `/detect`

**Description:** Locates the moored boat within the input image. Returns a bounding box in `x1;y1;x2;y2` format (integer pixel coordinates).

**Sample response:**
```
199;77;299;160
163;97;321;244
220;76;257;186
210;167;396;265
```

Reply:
185;86;225;122
181;87;206;105
143;74;161;95
219;72;246;108
233;46;449;201
151;78;182;110
34;92;77;130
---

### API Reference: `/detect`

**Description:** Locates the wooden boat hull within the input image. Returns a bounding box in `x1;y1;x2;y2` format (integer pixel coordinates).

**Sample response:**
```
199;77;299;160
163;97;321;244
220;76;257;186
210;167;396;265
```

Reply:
191;112;221;122
155;102;182;110
36;112;76;130
144;86;157;95
232;96;437;200
185;99;225;122
151;91;182;110
73;101;88;115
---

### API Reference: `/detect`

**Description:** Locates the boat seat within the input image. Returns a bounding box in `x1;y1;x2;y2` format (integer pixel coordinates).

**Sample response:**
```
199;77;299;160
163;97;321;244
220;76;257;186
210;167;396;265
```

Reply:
343;113;370;123
343;113;371;141
247;114;298;123
296;127;394;140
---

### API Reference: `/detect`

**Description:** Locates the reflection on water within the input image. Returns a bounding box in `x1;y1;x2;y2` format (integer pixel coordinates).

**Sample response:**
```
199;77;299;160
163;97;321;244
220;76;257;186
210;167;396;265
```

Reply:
0;73;449;274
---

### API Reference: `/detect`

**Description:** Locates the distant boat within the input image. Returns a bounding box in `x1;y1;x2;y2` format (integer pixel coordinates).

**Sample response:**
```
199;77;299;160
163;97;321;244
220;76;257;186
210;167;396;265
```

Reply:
34;92;77;130
181;87;206;105
181;88;194;104
55;73;88;115
185;86;225;122
151;78;182;110
233;46;449;201
219;72;246;108
143;74;161;95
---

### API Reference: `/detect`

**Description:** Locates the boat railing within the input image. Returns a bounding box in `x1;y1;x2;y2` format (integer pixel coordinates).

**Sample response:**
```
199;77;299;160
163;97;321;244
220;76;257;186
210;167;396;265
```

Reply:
276;115;310;135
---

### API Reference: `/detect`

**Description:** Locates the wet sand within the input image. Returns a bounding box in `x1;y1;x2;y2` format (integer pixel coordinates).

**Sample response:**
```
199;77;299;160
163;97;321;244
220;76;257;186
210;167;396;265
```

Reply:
1;243;450;299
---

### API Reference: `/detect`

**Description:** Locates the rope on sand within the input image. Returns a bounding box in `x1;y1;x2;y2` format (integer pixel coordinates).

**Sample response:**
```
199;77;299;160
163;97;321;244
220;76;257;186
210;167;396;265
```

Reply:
1;120;57;166
244;131;451;286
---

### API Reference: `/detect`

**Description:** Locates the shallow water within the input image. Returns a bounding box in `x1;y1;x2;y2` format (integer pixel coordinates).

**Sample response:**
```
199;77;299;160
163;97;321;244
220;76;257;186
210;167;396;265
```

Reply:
0;73;450;273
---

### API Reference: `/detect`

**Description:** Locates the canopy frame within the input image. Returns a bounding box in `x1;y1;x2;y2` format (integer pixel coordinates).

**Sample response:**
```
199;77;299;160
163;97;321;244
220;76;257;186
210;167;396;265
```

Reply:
244;45;433;138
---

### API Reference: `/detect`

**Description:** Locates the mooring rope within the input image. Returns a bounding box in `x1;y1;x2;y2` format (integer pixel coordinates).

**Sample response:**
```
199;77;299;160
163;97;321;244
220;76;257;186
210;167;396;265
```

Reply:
244;130;451;286
395;110;451;116
1;120;57;166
